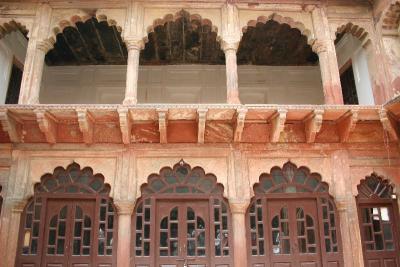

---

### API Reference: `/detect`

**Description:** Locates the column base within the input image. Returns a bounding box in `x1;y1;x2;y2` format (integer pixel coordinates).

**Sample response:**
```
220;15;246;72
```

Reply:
122;97;137;105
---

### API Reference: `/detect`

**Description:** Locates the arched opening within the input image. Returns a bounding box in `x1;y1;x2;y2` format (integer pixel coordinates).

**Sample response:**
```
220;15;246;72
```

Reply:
40;16;127;104
356;173;400;266
15;162;117;267
0;20;28;104
335;23;375;105
132;160;233;266
138;10;226;103
237;15;323;104
247;161;344;266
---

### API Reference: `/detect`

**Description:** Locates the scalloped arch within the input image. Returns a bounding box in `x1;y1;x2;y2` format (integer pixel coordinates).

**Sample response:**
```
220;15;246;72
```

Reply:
382;1;400;31
140;159;224;195
146;10;218;37
253;161;329;194
357;173;395;200
243;14;313;44
335;22;370;43
0;20;29;39
34;162;111;195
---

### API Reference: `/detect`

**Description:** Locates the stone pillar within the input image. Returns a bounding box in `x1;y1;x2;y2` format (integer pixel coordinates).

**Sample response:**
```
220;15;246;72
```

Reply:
123;39;144;105
0;200;25;267
311;7;344;104
230;201;248;267
222;42;241;104
18;3;53;104
115;201;135;267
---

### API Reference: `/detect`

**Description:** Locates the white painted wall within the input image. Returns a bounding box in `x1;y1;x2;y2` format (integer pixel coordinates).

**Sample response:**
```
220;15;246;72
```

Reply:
336;33;375;105
40;64;324;104
0;31;27;104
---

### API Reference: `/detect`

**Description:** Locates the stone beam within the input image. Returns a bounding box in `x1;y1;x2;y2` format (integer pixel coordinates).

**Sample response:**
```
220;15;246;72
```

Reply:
118;107;132;145
0;109;21;143
337;110;358;143
234;108;247;143
76;108;94;145
304;109;324;143
197;108;208;144
379;109;399;141
269;109;287;143
34;109;57;144
157;108;168;144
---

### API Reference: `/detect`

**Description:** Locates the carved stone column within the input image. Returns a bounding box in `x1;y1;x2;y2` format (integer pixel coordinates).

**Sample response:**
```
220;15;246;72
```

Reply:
222;42;241;104
0;200;25;267
230;201;248;267
123;39;144;105
115;201;135;267
311;7;344;104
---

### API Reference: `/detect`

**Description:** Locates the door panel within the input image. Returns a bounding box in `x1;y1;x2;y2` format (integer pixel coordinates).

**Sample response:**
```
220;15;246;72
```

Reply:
156;201;210;267
268;200;322;267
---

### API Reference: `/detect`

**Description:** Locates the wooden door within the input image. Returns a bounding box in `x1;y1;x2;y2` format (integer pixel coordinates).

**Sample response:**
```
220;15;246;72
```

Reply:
41;199;96;267
358;204;400;267
268;199;322;267
156;200;210;267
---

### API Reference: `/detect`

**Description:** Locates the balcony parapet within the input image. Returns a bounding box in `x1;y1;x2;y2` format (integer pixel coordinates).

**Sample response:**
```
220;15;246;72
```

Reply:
0;104;397;145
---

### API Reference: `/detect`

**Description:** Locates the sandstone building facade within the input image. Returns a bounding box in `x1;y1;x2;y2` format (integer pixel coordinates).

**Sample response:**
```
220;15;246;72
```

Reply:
0;0;400;266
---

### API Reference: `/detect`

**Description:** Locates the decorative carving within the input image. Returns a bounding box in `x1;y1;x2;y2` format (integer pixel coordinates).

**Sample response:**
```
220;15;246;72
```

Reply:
76;108;94;145
304;109;324;143
337;110;358;143
118;107;132;144
157;108;168;144
270;108;287;143
197;108;208;144
357;173;394;199
0;109;21;143
114;201;135;215
336;22;369;43
234;108;247;143
311;39;329;54
125;38;144;51
379;109;399;141
36;39;54;53
34;109;57;144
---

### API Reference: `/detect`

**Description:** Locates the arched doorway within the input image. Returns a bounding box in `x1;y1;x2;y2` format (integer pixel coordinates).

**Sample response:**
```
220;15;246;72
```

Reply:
15;162;117;267
247;161;344;267
356;173;400;266
132;160;233;267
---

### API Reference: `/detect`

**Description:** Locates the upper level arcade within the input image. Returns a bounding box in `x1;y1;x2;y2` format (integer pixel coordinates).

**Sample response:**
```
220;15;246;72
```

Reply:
0;0;398;145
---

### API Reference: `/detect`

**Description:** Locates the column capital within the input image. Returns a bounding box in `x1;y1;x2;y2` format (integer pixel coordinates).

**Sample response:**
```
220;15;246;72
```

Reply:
311;39;329;54
125;38;145;51
230;200;250;214
10;199;26;213
221;40;239;52
36;39;54;53
114;201;135;215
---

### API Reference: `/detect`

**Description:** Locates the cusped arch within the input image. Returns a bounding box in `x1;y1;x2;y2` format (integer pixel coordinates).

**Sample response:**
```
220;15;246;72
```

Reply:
242;14;314;44
382;1;400;31
335;22;370;44
253;161;329;194
140;159;225;196
0;20;29;40
34;162;111;195
357;172;395;200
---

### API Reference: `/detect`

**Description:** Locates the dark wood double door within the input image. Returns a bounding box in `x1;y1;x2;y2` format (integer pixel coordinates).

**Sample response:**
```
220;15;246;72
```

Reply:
156;200;210;267
42;199;96;267
267;199;322;267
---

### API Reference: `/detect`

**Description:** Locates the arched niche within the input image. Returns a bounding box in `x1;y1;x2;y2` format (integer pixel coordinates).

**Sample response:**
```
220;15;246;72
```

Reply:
356;173;400;266
16;162;117;267
132;159;233;266
247;161;344;267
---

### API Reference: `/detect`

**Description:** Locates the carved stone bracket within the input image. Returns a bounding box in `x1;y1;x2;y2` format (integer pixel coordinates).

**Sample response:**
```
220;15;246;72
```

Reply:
118;107;132;144
197;108;208;144
0;109;21;143
114;201;135;215
124;38;145;51
34;109;57;144
311;39;329;54
230;200;250;214
379;109;399;141
270;109;287;143
76;108;94;145
304;109;324;143
157;108;168;144
337;110;358;143
36;39;55;53
234;108;247;143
